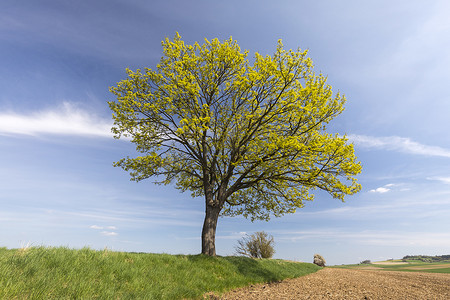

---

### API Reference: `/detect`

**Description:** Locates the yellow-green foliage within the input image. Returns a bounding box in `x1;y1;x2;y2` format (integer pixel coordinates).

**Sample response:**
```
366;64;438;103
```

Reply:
109;33;361;221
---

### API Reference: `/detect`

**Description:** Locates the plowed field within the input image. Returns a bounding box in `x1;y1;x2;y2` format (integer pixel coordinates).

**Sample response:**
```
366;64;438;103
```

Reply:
218;268;450;299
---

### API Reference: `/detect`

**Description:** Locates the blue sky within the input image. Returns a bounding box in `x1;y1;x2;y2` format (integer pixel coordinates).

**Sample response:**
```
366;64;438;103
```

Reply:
1;0;449;265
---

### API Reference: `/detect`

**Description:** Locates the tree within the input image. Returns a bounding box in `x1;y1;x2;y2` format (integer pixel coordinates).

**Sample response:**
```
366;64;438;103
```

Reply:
235;231;275;259
108;33;362;256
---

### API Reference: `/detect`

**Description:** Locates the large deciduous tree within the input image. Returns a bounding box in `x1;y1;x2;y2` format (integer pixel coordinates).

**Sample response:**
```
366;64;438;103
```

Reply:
108;33;362;256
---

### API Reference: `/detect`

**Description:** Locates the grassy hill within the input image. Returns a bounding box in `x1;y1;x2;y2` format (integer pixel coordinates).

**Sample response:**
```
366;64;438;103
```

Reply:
0;246;321;299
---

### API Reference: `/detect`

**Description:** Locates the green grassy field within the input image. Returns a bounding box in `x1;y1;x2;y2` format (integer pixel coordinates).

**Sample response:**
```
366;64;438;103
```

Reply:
333;259;450;274
0;246;321;299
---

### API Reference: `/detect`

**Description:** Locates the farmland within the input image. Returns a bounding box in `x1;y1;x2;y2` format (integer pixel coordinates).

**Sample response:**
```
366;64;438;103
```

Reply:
333;258;450;274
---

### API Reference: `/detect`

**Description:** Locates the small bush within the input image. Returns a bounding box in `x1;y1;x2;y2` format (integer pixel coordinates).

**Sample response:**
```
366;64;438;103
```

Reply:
360;260;371;264
235;231;275;259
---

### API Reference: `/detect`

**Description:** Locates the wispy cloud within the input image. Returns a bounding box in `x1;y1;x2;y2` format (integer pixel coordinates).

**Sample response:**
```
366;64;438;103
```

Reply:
427;177;450;184
1;2;162;63
296;195;450;220
276;229;450;248
72;206;201;227
89;225;104;230
348;135;450;158
0;102;112;137
90;224;119;236
101;231;118;236
216;231;248;240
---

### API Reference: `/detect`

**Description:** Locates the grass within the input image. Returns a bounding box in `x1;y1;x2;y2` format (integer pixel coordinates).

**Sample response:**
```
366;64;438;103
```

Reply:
0;246;321;299
333;259;450;274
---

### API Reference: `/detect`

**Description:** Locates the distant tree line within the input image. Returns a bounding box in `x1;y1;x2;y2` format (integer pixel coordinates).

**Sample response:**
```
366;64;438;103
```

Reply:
402;255;450;262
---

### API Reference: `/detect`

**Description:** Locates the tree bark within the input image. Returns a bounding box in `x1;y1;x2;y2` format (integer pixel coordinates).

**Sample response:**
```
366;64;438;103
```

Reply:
201;203;221;256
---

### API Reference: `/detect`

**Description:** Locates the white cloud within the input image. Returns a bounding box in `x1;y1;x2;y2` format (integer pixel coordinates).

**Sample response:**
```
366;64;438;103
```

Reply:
0;102;112;137
368;183;404;194
348;135;450;158
101;231;118;236
369;187;390;194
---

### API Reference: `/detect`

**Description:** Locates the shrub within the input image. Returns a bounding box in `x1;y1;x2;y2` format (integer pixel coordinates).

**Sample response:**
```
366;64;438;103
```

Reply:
235;231;275;259
360;260;371;264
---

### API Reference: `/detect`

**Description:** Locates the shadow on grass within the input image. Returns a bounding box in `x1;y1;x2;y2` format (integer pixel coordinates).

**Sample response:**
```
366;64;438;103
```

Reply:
186;254;281;282
225;256;280;281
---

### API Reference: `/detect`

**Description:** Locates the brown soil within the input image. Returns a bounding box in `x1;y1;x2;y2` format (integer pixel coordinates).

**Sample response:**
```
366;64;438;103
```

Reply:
215;268;450;299
352;266;383;270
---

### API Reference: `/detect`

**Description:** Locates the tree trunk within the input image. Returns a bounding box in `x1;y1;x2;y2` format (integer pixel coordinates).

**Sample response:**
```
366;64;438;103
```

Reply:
201;203;221;256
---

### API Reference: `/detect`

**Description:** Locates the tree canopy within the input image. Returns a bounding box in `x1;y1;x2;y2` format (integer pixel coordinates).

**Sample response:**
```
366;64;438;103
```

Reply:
109;33;362;255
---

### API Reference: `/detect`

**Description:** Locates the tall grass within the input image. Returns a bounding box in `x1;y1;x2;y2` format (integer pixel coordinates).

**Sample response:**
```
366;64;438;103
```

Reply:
0;246;321;299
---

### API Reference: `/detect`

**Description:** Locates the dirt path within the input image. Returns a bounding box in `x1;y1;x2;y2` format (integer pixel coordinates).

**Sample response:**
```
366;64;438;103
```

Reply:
219;268;450;299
